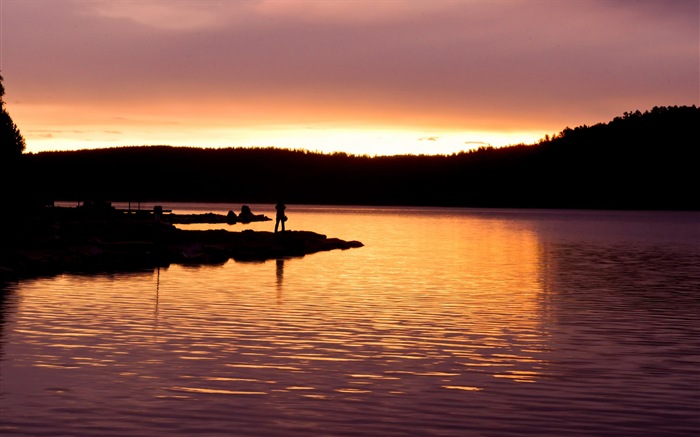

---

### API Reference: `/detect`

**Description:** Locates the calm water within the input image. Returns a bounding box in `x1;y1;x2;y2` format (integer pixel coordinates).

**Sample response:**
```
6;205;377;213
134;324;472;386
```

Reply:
1;205;699;436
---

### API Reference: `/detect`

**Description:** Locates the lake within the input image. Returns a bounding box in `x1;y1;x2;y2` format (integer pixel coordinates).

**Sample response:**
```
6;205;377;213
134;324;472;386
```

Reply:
1;204;699;436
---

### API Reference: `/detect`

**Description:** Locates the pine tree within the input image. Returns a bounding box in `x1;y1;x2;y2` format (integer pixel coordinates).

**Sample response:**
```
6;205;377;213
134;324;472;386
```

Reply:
0;73;26;160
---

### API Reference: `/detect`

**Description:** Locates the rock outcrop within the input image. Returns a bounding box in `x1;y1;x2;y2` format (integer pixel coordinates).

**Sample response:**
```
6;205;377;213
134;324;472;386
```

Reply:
0;207;362;281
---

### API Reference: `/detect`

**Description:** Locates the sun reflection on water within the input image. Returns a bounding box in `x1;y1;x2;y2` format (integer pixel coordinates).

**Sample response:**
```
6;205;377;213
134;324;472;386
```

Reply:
7;210;553;407
0;207;579;436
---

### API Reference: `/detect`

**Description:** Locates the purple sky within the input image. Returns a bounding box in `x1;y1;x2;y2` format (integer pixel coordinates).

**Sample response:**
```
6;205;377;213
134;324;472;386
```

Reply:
2;0;698;155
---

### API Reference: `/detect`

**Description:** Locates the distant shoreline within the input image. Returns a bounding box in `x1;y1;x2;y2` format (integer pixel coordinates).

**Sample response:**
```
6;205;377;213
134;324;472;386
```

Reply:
6;106;699;212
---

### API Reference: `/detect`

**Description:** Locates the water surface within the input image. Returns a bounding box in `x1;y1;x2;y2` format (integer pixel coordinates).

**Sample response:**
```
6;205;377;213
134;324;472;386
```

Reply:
1;206;699;436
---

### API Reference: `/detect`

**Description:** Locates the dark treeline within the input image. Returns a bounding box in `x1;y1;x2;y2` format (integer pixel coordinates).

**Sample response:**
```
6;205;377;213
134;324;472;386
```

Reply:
19;105;699;210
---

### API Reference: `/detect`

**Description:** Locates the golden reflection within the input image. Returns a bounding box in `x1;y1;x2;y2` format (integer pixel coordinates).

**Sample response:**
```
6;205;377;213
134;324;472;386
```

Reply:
386;371;460;377
443;386;482;391
284;209;551;347
154;267;160;334
276;355;358;361
6;207;559;411
168;387;267;395
14;329;99;337
335;388;372;394
33;364;80;369
205;377;276;383
350;374;400;380
226;364;302;371
493;373;538;383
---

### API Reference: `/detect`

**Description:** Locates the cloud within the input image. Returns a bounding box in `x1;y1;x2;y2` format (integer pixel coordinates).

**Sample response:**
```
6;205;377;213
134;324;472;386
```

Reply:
419;137;439;142
82;0;255;31
29;129;85;134
78;0;451;31
253;1;455;24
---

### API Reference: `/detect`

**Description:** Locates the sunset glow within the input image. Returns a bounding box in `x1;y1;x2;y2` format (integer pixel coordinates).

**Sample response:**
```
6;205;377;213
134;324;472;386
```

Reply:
2;0;698;155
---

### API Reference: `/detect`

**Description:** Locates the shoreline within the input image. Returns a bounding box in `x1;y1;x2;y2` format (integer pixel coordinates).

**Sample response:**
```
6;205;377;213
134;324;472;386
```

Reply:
0;207;363;282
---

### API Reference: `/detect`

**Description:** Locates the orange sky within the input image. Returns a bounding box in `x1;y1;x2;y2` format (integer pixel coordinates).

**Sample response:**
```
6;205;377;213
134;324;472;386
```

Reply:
2;0;698;156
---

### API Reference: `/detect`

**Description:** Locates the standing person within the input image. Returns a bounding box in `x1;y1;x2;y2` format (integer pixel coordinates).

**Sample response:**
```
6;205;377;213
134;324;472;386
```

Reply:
275;200;286;233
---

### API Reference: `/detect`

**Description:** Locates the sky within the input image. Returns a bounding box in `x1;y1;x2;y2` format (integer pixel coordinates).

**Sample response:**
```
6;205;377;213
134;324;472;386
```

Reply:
1;0;698;156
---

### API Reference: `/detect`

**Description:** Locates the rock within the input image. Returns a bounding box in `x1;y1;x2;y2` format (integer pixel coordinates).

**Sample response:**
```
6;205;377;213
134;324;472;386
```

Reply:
237;205;268;224
166;210;271;224
226;210;237;224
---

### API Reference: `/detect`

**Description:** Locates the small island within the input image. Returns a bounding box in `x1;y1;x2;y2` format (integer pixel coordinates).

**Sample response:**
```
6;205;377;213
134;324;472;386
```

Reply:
0;203;363;281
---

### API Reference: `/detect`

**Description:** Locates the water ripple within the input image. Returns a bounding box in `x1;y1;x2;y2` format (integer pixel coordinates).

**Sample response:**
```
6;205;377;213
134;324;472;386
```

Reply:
2;208;699;436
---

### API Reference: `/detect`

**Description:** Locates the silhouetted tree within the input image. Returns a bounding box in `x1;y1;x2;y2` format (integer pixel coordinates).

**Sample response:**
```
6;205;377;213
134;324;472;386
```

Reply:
0;73;29;227
16;105;700;210
0;73;26;160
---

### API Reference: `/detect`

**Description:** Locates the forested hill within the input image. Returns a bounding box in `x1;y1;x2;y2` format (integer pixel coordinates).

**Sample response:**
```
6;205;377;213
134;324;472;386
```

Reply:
20;105;699;210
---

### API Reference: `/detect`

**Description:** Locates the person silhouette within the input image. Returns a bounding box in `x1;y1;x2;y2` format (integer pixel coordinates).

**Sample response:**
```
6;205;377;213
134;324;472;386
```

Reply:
275;201;287;233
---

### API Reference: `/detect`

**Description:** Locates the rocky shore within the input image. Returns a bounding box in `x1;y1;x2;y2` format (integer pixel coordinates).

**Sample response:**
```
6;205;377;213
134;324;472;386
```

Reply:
0;207;363;281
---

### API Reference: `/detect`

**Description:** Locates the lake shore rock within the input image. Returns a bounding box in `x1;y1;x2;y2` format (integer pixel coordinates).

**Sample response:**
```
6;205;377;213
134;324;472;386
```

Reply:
0;207;362;281
164;205;272;224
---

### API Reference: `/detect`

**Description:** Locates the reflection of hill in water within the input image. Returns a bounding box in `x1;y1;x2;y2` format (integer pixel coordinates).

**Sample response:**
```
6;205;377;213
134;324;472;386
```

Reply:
21;105;699;210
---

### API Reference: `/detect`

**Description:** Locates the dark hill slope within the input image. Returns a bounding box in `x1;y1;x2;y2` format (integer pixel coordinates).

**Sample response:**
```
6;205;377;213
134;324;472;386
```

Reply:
22;105;699;210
